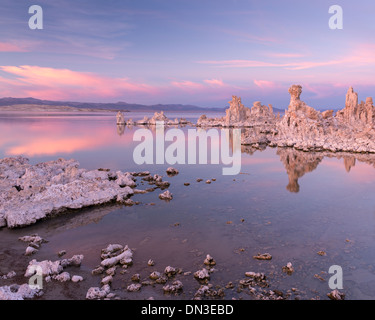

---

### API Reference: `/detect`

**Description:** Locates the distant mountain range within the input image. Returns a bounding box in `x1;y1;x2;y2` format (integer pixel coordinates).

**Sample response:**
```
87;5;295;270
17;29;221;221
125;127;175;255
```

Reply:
0;97;226;113
0;97;285;114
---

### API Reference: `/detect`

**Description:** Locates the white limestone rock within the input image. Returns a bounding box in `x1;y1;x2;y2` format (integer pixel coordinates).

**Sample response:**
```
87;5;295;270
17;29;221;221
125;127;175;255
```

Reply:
0;284;43;300
100;245;133;268
194;268;210;281
86;285;110;300
71;275;83;283
0;157;136;228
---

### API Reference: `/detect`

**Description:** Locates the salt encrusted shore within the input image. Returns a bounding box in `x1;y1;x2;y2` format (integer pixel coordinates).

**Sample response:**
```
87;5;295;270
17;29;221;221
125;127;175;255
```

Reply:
0;236;345;300
0;157;173;228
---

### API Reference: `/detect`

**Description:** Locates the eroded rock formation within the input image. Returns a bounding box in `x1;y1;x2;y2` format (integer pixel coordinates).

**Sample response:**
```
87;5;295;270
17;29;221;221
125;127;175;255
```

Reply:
197;95;275;128
116;111;126;125
275;85;375;153
0;157;168;228
197;84;375;154
336;87;374;127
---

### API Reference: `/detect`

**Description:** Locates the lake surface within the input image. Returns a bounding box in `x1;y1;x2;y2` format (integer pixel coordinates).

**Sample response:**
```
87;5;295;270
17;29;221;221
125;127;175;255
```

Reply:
1;111;375;300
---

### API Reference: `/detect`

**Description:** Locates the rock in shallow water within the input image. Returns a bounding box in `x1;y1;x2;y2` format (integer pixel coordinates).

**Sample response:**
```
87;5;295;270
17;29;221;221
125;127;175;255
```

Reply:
159;190;173;201
0;157;142;228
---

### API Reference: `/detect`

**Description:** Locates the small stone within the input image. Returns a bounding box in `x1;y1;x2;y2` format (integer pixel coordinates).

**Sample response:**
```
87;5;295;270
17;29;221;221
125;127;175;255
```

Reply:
194;268;210;281
54;272;71;282
147;259;155;267
203;254;216;266
92;266;104;275
57;250;66;257
163;280;183;293
106;266;117;276
159;190;173;201
71;275;83;283
164;266;177;277
124;199;135;206
253;253;272;260
149;271;161;280
155;276;168;284
205;180;211;184
314;274;325;282
131;274;140;282
327;289;345;300
166;167;179;176
127;283;142;292
282;262;294;275
25;246;38;256
101;275;113;286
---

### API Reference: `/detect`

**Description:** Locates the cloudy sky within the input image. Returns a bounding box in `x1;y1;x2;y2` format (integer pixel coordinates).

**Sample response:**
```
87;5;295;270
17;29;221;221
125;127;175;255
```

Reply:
0;0;374;109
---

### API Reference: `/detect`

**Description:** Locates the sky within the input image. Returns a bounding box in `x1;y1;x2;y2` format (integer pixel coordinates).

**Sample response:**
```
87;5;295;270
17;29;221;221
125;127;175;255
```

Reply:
1;0;375;109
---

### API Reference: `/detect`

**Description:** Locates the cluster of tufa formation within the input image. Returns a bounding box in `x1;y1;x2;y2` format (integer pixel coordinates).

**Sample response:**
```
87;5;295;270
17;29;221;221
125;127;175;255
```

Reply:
274;85;375;153
197;96;276;128
116;111;189;129
194;84;375;154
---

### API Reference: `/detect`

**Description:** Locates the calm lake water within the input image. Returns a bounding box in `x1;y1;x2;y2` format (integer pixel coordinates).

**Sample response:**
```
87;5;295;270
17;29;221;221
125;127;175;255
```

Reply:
1;111;375;300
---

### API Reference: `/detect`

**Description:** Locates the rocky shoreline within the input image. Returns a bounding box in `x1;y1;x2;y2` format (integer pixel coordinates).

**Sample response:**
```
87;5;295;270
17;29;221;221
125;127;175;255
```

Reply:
0;233;345;300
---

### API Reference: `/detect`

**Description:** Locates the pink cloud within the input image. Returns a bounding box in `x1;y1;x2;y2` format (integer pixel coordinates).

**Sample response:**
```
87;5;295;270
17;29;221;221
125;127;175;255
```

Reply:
198;43;375;72
0;42;27;52
265;52;305;58
253;80;277;89
197;59;288;68
204;79;225;87
170;80;205;90
0;65;157;100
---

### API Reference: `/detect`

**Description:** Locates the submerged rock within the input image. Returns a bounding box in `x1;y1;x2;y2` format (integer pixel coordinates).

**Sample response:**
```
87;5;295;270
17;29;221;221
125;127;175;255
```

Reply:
194;268;210;282
166;167;179;176
163;280;183;294
149;271;161;280
164;266;177;278
86;285;111;300
127;283;142;292
203;254;216;266
253;253;272;260
282;262;294;275
100;245;133;268
25;246;38;256
159;190;173;201
0;271;16;280
327;289;345;300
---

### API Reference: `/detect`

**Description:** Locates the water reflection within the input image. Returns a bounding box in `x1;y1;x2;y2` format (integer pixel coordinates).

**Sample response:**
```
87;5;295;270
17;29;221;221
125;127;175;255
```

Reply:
2;113;375;195
277;148;323;193
276;148;375;193
116;124;125;136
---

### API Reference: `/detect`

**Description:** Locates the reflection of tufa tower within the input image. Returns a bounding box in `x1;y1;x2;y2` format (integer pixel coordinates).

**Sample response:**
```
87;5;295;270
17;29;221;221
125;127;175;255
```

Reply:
116;111;126;136
277;148;323;193
343;157;356;172
116;124;125;136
